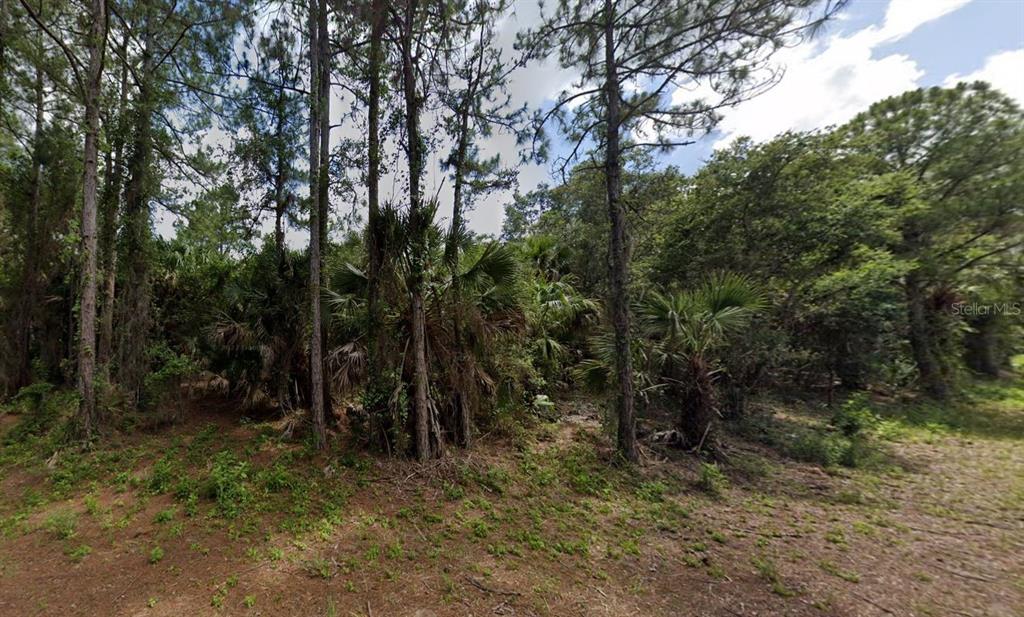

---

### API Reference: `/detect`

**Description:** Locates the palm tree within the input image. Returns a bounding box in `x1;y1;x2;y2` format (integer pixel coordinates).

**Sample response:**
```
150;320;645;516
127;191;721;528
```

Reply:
526;277;598;381
638;273;764;449
328;208;524;455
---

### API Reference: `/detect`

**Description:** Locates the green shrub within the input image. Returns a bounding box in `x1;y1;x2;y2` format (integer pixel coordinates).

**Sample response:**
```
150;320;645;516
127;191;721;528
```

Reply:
257;462;296;493
147;455;178;494
697;463;728;497
44;509;78;539
4;383;75;445
832;394;878;437
202;451;252;518
636;481;667;502
788;430;857;467
66;544;92;562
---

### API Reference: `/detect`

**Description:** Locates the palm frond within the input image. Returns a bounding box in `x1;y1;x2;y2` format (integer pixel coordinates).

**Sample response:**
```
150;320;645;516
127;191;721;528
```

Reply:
459;242;519;292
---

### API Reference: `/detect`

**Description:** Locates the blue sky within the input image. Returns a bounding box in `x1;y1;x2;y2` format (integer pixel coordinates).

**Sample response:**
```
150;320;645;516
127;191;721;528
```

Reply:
462;0;1024;236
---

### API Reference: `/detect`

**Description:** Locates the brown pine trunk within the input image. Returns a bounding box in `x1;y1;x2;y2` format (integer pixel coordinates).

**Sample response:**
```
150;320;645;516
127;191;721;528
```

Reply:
317;0;332;424
77;0;107;439
273;81;287;267
98;40;129;374
365;0;385;358
401;0;436;461
905;273;947;399
445;73;476;449
964;313;1001;377
603;0;638;463
118;29;155;407
6;63;45;394
307;0;329;448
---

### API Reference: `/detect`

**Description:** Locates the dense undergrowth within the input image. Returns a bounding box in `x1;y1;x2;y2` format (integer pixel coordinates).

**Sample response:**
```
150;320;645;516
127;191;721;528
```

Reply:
3;372;1021;544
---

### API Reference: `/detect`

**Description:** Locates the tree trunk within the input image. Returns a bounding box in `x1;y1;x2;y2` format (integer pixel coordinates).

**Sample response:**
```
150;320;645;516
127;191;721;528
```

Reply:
273;81;287;267
365;0;385;357
118;28;155;407
905;273;947;399
98;39;129;374
6;63;45;395
307;0;328;448
77;0;106;439
401;0;436;461
680;355;715;450
603;0;638;463
445;80;476;448
317;0;332;425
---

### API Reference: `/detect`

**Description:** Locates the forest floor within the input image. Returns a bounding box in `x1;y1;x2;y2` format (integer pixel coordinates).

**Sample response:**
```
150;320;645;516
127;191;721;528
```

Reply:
0;377;1022;617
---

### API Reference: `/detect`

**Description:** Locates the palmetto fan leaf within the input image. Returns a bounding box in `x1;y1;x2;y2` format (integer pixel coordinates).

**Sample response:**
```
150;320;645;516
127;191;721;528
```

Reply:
458;242;518;293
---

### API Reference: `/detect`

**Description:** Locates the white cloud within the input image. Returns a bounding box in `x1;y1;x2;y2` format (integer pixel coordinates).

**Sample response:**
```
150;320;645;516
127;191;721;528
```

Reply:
943;48;1024;104
876;0;972;42
691;0;973;149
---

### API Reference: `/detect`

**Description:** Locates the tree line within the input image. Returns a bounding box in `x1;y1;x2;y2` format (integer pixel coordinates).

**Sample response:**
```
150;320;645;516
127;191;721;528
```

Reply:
1;0;1020;461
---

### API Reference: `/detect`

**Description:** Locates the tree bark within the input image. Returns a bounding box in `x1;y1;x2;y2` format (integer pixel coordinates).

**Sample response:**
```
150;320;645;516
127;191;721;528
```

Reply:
273;82;287;267
680;355;715;450
366;0;385;375
77;0;107;439
445;67;477;449
603;0;638;463
98;38;129;374
317;0;332;426
307;0;327;448
6;63;45;394
118;27;155;407
401;0;435;461
905;273;948;399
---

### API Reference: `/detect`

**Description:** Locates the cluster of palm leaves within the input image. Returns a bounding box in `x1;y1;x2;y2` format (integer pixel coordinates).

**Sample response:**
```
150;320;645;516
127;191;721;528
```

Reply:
579;273;764;449
327;203;527;452
205;245;310;415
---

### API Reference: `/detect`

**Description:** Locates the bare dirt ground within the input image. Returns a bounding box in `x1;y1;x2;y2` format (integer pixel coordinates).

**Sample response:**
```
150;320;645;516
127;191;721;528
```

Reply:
0;384;1021;617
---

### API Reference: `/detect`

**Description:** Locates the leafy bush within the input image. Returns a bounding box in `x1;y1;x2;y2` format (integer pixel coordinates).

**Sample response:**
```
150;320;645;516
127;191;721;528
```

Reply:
147;454;179;494
202;451;252;518
697;463;728;497
257;462;296;493
832;393;878;437
3;383;75;445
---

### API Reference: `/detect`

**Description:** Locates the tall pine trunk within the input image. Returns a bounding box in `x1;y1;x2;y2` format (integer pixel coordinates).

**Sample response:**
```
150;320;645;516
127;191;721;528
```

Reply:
98;41;129;374
77;0;106;438
603;0;638;462
445;91;472;448
118;28;155;407
307;0;328;448
6;63;45;394
401;0;436;461
365;0;385;380
317;0;332;426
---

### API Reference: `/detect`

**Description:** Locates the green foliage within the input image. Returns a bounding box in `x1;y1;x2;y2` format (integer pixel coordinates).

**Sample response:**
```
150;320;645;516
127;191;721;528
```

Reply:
697;463;728;498
147;454;179;495
832;394;878;437
66;544;92;563
142;344;198;411
202;451;252;519
43;509;78;540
